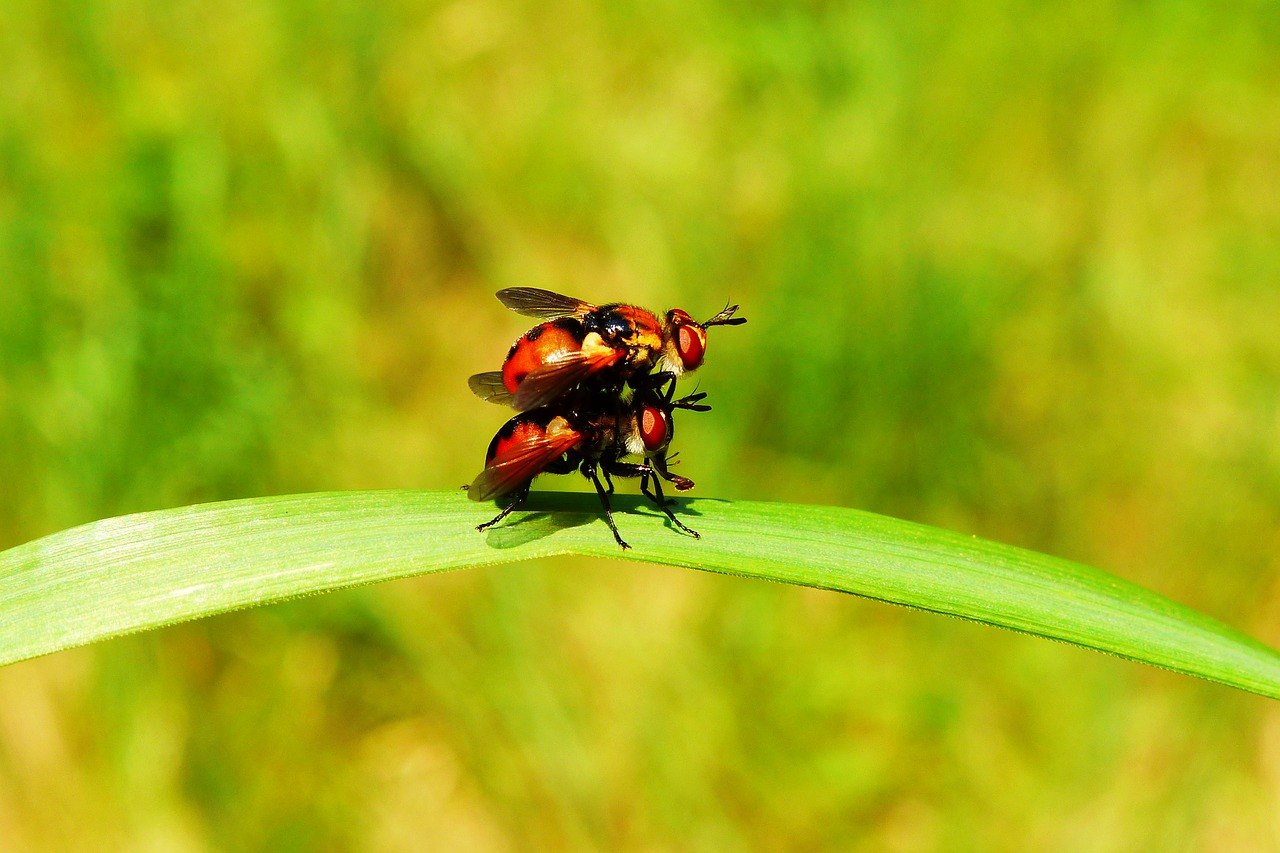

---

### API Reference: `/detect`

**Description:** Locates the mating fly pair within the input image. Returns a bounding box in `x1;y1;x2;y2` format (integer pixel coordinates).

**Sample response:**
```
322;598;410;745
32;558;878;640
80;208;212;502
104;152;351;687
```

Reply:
466;287;745;549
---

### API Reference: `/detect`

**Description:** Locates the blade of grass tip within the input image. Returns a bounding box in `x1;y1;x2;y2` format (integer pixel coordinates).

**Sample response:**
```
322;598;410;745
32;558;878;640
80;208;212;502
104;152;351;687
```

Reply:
0;490;1277;700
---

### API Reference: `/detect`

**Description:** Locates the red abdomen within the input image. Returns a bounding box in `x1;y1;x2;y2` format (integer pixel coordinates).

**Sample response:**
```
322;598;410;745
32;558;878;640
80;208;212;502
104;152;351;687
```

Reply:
502;319;586;393
486;416;551;465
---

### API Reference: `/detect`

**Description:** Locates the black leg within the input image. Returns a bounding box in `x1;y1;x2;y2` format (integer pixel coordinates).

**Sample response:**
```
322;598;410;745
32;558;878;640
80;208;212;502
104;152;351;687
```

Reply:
633;371;676;395
602;465;615;495
604;459;699;540
603;460;655;500
476;484;530;533
643;470;700;539
638;469;663;505
652;452;695;492
584;462;629;550
605;460;649;479
658;374;677;403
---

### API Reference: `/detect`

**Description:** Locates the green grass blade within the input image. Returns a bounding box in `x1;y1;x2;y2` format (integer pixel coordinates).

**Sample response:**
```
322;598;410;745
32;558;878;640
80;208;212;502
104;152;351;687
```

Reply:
1;490;1277;698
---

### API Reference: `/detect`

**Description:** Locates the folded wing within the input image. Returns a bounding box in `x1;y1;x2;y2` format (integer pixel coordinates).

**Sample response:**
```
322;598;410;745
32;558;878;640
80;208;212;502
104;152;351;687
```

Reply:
468;425;583;501
511;346;624;411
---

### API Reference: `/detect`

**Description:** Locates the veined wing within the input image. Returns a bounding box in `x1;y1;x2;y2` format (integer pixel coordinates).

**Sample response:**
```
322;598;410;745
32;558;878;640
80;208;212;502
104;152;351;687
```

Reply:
468;371;514;406
496;287;596;320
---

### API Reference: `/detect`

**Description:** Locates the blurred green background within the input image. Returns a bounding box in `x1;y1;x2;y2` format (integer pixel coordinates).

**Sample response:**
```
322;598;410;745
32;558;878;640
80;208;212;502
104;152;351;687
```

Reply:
3;0;1280;848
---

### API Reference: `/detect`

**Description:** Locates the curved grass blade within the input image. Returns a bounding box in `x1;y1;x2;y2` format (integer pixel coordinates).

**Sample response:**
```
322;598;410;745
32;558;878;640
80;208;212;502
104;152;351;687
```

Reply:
0;490;1277;698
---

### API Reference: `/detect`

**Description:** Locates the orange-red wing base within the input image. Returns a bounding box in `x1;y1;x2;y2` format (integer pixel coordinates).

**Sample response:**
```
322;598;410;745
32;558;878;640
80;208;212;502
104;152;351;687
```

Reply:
496;287;596;320
468;427;583;501
468;371;515;406
512;347;624;411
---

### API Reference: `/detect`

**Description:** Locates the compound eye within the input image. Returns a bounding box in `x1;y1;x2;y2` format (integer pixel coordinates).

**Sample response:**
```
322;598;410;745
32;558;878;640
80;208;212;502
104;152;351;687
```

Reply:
676;323;706;370
640;404;669;451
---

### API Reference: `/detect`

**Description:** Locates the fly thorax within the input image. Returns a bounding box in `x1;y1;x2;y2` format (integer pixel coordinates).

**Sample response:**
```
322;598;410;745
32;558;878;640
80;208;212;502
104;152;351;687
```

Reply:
584;310;631;344
579;331;612;356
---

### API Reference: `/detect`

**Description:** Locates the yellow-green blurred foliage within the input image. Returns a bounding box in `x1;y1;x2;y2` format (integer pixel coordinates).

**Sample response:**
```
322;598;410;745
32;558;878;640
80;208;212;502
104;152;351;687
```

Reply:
3;0;1280;848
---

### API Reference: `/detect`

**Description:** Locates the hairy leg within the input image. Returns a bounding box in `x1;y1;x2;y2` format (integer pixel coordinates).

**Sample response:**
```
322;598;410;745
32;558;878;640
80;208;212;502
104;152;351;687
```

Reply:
584;461;629;550
476;483;531;533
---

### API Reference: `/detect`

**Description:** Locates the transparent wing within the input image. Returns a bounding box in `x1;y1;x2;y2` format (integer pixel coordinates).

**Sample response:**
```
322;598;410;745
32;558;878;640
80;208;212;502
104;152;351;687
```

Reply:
496;287;596;320
468;371;515;406
468;428;583;501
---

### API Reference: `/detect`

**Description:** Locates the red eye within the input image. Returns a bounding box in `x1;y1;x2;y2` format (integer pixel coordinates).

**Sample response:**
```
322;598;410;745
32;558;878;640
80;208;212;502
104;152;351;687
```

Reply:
676;324;706;370
640;404;669;451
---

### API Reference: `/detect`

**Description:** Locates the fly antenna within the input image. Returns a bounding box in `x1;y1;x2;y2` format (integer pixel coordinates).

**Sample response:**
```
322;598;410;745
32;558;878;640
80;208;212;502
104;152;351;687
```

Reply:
702;302;747;327
672;390;710;412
